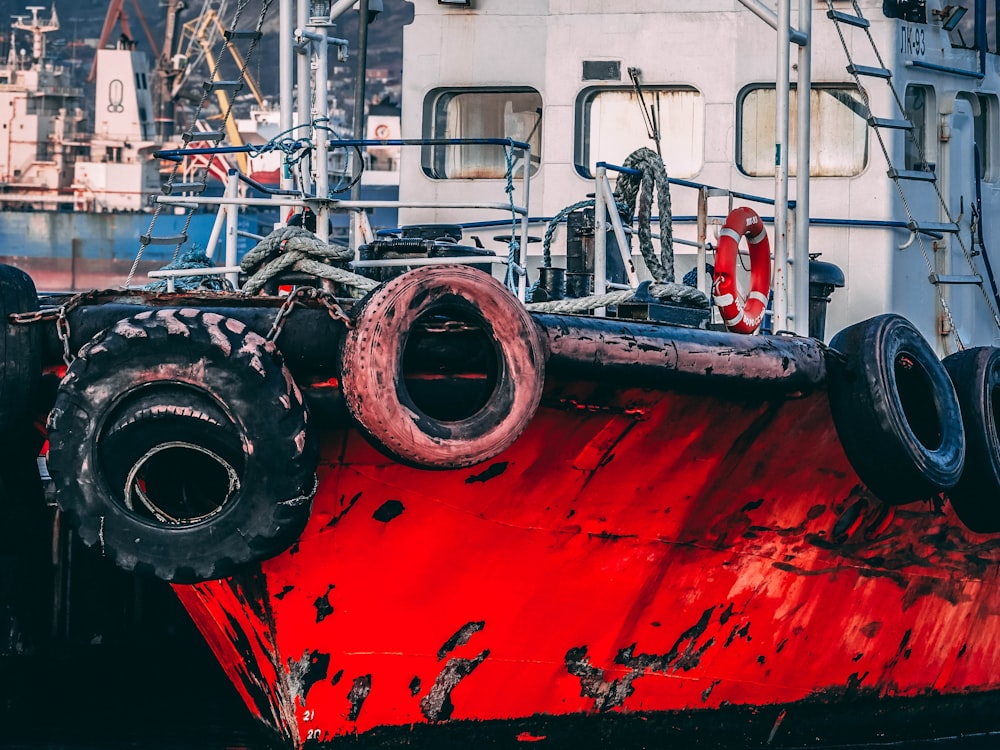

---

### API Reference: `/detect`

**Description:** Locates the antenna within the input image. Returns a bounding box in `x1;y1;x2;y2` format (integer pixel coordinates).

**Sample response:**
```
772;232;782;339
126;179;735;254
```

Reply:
627;66;661;157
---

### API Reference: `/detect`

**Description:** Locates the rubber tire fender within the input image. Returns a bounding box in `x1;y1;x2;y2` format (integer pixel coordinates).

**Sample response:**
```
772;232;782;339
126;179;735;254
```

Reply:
46;308;317;583
340;264;546;468
0;265;41;430
826;313;964;504
943;346;1000;533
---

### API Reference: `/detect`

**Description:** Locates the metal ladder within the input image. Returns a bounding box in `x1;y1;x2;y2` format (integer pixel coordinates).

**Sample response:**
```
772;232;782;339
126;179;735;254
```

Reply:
825;0;1000;346
126;1;271;285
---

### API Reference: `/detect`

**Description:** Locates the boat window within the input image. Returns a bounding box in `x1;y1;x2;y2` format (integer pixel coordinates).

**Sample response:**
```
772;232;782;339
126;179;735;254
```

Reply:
904;85;933;172
938;3;1000;53
963;92;996;181
421;88;542;180
737;85;868;177
574;86;703;178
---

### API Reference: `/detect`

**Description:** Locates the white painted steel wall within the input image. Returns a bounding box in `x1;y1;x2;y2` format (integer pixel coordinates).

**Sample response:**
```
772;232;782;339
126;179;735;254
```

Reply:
398;0;1000;352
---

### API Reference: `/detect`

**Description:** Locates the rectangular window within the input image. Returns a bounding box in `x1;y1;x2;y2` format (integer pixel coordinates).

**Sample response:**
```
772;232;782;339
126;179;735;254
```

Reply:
737;85;868;177
970;93;996;181
904;85;932;172
422;88;542;180
575;86;703;178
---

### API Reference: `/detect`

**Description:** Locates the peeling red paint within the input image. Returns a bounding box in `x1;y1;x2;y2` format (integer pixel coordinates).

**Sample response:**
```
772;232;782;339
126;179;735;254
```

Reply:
175;381;1000;747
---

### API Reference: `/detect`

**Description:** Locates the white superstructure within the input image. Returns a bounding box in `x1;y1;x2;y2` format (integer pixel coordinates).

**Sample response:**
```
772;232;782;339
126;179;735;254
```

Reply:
0;6;161;214
397;0;1000;352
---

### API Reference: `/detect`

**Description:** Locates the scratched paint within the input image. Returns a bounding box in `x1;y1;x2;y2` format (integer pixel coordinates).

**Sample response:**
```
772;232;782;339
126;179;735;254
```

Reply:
176;377;1000;747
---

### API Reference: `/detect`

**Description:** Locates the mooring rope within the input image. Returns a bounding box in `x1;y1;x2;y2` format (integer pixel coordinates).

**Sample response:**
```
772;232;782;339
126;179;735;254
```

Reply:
536;147;679;292
614;147;675;283
240;226;377;295
525;281;707;313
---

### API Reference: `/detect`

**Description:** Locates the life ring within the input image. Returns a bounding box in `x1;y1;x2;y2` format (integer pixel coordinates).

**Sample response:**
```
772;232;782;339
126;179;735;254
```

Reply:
0;264;42;431
340;264;545;468
46;309;318;583
826;314;965;505
712;207;771;334
943;347;1000;532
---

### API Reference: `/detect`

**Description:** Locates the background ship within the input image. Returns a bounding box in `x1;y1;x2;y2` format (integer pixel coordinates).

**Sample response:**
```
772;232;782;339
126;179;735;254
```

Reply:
0;0;406;291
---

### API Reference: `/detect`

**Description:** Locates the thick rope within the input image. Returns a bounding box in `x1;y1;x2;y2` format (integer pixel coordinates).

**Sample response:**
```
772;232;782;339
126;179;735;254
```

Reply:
539;148;675;284
240;226;377;295
526;282;707;314
614;147;675;283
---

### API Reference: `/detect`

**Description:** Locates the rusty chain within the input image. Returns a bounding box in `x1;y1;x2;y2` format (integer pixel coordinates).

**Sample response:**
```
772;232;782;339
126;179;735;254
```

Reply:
8;292;93;366
266;286;352;343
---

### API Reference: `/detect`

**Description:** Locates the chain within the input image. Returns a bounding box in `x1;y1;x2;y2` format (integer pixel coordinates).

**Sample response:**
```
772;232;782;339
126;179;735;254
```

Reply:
266;286;352;343
9;292;92;366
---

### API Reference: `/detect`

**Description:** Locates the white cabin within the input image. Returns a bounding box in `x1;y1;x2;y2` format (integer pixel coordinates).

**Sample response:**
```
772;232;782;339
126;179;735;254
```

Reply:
396;0;1000;353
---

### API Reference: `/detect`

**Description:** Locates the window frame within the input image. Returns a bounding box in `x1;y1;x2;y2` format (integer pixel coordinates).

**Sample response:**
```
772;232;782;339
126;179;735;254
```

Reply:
735;82;871;178
420;86;543;181
573;84;704;180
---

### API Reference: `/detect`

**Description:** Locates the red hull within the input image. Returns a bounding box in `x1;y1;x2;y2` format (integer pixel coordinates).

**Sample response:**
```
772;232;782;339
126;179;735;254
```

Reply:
175;378;1000;746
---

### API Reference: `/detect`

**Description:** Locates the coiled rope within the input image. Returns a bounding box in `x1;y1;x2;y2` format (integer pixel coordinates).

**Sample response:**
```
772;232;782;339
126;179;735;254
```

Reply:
531;147;703;312
142;249;232;292
239;226;378;295
615;147;675;283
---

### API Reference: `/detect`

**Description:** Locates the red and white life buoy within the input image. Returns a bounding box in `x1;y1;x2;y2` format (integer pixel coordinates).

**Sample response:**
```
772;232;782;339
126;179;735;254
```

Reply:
711;207;772;334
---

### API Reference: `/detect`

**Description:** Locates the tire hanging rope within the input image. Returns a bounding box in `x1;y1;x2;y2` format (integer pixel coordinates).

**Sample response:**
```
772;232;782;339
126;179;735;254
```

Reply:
530;147;706;313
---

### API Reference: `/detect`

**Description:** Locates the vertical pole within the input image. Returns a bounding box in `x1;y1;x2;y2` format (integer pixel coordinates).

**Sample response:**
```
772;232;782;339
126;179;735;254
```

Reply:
279;0;294;194
518;145;531;301
297;0;311;196
773;0;791;333
794;0;812;336
697;187;708;298
225;170;240;289
594;165;608;316
313;24;330;243
350;0;371;251
277;0;296;230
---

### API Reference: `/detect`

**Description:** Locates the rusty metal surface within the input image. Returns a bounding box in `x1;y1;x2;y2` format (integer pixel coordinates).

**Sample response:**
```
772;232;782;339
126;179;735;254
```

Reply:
534;313;828;393
174;377;1000;747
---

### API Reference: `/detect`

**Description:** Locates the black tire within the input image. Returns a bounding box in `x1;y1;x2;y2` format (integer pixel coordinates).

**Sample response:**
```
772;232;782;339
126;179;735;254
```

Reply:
826;313;964;505
340;265;545;468
0;265;41;430
46;308;318;583
943;347;1000;533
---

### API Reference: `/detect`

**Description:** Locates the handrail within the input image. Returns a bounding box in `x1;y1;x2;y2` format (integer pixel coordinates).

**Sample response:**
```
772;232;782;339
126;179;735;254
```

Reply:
149;138;533;300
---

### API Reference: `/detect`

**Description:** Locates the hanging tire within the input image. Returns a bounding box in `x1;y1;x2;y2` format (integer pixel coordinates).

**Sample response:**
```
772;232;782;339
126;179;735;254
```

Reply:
943;347;1000;533
0;264;41;431
340;264;545;468
46;308;318;583
826;314;964;505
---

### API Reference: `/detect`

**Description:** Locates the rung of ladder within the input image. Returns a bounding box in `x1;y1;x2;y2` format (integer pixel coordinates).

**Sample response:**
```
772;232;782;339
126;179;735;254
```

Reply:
909;220;959;236
140;234;188;246
848;64;891;79
888;168;936;182
827;9;870;28
182;130;225;143
203;80;243;92
929;274;983;285
224;29;262;40
868;116;913;130
162;182;207;195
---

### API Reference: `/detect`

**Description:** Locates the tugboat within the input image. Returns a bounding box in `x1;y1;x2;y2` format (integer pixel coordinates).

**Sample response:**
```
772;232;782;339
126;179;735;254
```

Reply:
6;0;1000;747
